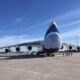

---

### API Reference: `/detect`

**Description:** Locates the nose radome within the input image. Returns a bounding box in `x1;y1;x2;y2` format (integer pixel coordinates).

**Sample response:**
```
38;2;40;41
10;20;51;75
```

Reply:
45;21;59;38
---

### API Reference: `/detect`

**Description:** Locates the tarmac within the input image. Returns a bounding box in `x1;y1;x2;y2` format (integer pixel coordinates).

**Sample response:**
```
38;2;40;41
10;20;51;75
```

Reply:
0;53;80;80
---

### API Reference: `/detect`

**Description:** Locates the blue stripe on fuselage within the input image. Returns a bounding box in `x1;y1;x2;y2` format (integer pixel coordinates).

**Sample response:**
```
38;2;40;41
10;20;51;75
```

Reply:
45;22;60;38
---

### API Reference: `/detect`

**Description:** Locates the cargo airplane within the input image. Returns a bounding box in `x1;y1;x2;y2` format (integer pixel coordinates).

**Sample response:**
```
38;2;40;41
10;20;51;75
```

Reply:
0;21;62;56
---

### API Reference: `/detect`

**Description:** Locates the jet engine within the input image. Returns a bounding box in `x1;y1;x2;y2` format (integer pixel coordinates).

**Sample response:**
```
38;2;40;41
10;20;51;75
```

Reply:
28;45;32;50
77;47;80;51
69;46;72;50
5;49;9;53
16;47;20;52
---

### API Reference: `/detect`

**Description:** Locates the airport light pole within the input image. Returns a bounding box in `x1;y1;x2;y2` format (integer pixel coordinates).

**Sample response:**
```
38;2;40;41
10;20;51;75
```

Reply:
76;34;80;52
76;34;78;47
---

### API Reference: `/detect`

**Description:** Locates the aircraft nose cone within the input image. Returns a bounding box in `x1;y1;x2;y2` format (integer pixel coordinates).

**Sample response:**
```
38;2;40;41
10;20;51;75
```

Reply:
45;21;59;38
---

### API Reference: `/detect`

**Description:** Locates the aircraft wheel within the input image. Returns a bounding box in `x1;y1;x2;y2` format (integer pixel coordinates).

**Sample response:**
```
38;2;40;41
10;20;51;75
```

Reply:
37;52;40;56
51;54;55;57
31;52;34;56
47;53;50;56
47;53;55;57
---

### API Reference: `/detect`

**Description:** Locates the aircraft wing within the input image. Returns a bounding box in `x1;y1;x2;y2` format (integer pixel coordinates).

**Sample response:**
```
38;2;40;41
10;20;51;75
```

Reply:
0;40;44;49
0;39;77;50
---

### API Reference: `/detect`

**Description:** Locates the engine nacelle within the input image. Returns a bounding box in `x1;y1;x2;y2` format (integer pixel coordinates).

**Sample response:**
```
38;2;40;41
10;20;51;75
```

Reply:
16;47;20;52
77;47;80;51
28;46;32;50
69;46;72;50
5;49;9;53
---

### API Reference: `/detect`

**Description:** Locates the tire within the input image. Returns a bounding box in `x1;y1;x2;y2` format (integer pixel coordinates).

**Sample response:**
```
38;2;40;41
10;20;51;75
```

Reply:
37;52;40;56
51;54;55;57
47;53;50;56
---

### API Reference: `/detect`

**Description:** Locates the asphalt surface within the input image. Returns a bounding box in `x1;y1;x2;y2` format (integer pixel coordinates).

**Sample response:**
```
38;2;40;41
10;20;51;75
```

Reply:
0;53;80;80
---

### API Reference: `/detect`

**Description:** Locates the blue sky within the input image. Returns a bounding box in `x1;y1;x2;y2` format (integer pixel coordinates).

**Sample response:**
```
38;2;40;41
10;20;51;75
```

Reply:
0;0;80;47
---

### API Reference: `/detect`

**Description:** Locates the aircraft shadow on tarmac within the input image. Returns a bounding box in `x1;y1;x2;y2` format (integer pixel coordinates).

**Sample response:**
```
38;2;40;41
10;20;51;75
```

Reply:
0;54;45;60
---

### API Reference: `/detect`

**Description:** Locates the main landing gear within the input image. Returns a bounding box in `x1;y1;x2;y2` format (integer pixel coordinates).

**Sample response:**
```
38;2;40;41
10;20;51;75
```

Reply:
36;50;55;57
46;53;55;57
43;48;59;57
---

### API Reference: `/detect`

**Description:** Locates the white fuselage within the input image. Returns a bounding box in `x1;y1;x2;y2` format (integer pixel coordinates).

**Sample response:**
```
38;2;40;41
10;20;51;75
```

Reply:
43;32;62;49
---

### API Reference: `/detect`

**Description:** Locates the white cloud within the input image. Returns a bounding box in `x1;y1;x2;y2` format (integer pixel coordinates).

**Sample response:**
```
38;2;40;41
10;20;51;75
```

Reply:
26;8;80;31
57;8;80;21
0;35;42;47
11;8;80;32
62;29;80;38
61;20;80;28
61;28;80;44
